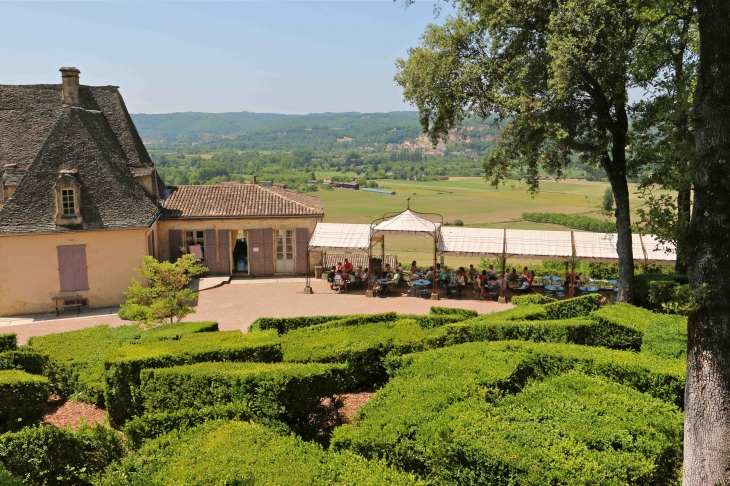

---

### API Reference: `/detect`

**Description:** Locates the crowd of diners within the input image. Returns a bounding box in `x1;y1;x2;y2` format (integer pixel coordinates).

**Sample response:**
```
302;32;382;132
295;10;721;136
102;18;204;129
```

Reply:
327;258;602;299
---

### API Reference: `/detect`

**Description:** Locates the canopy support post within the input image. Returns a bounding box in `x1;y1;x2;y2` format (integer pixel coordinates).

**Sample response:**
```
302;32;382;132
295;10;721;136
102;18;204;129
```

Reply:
568;232;575;298
431;237;439;300
498;229;507;304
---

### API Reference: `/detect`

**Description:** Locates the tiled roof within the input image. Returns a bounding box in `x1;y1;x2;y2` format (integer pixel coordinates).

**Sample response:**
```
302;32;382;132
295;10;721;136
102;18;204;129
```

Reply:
162;184;324;219
0;81;161;233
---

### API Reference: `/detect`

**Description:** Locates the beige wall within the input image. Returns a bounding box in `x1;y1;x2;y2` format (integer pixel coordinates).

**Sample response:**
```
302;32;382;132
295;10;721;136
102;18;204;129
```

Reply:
0;227;152;316
157;217;322;275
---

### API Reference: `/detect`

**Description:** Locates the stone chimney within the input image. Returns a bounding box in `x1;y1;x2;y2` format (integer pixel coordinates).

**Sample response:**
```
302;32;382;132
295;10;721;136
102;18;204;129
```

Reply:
60;67;80;104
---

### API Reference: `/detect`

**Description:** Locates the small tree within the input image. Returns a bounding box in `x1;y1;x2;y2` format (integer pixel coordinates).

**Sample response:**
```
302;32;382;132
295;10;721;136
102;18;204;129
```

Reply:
601;187;614;216
120;254;207;327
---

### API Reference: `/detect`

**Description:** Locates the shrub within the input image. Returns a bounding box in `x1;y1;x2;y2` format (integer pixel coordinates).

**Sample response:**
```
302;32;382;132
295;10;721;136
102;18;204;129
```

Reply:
0;463;22;486
117;303;152;322
140;361;348;438
429;372;683;485
27;325;143;406
122;402;289;450
510;294;557;306
429;306;479;318
250;314;351;334
453;219;464;226
591;303;661;351
634;273;688;309
0;350;47;375
332;341;686;475
282;319;443;388
0;334;16;353
100;421;423;486
0;370;50;433
641;315;688;359
648;280;695;316
521;212;616;232
402;313;472;329
0;423;124;486
104;330;281;423
138;321;218;342
543;293;601;319
482;305;548;321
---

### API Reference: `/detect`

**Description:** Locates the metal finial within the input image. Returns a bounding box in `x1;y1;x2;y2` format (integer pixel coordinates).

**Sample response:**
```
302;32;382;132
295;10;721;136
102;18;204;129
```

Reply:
407;197;411;209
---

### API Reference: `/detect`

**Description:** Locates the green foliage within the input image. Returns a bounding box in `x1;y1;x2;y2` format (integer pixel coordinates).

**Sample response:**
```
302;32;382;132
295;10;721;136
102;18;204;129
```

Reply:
139;321;218;342
0;423;124;486
634;274;689;309
429;306;479;318
122;402;289;450
641;315;688;359
0;370;50;433
0;334;16;353
99;421;423;486
140;362;348;439
250;314;351;334
510;294;557;306
483;305;548;321
601;187;615;214
543;293;601;319
401;313;472;330
120;254;207;326
648;280;699;316
453;219;464;226
282;318;443;388
117;304;152;323
0;350;47;375
591;303;665;351
28;325;144;406
428;372;682;485
522;212;616;232
332;341;685;477
0;463;23;486
104;330;281;423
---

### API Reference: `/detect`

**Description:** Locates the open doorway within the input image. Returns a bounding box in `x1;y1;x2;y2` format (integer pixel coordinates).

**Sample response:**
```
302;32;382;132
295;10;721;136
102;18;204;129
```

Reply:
233;230;248;274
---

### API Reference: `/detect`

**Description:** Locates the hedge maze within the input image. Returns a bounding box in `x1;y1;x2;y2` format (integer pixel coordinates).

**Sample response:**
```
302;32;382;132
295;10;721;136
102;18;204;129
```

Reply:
0;299;689;485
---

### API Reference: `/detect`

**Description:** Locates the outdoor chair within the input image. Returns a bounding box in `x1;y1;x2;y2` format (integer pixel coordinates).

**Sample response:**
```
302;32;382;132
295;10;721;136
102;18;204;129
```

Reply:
488;287;500;301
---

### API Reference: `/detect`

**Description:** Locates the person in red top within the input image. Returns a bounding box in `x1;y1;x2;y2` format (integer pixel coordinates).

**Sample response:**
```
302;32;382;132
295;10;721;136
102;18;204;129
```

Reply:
342;259;354;273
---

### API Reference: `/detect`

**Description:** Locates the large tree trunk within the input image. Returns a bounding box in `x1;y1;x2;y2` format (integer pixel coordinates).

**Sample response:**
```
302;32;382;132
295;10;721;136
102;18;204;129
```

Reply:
683;0;730;484
674;183;691;275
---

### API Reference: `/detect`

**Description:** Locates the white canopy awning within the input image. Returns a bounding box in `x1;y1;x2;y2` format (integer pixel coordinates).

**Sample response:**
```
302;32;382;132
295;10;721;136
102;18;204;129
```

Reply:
307;223;371;251
437;227;505;257
639;234;677;262
505;229;574;260
372;209;441;238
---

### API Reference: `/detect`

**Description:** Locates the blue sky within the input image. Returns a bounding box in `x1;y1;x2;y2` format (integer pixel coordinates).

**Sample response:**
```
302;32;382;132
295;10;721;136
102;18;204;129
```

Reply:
0;1;453;114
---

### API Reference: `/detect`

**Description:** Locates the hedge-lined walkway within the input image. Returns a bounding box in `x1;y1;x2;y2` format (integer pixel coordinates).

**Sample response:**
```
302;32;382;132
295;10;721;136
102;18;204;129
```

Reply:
11;279;509;345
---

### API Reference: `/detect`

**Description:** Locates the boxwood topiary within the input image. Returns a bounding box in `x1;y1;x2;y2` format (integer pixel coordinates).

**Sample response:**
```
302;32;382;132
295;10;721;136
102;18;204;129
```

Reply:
510;294;557;307
0;370;50;433
0;334;17;353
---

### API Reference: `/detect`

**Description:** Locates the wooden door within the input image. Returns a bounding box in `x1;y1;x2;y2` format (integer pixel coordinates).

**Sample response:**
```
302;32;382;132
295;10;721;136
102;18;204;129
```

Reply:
295;228;309;274
262;228;274;275
217;229;231;275
249;229;263;275
168;230;182;262
204;229;217;274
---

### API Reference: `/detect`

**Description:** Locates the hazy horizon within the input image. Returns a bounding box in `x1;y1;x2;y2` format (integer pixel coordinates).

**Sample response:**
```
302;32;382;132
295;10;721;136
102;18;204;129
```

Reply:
1;2;454;115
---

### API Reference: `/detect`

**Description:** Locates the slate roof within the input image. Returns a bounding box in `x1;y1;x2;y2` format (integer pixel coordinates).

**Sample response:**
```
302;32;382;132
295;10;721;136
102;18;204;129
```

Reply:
162;184;324;219
0;81;161;233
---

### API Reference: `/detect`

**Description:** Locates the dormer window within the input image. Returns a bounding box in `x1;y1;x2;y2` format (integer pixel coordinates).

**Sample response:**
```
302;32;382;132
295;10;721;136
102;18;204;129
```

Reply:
55;170;82;226
61;189;76;216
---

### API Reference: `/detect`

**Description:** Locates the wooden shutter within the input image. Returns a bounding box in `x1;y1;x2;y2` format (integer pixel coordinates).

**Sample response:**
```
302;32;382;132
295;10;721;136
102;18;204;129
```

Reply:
147;233;154;257
262;228;274;275
57;244;89;292
72;245;89;291
249;229;263;275
168;230;182;262
295;228;309;274
217;230;231;275
204;229;217;274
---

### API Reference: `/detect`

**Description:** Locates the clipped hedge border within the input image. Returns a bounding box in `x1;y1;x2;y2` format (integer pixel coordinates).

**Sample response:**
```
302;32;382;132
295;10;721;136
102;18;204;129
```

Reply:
429;306;479;318
250;314;351;334
102;421;424;486
543;293;601;319
139;321;219;342
591;303;664;351
641;314;688;359
0;423;124;486
0;334;17;353
510;294;557;307
0;370;50;433
104;330;281;423
140;361;348;438
0;350;47;375
123;402;290;450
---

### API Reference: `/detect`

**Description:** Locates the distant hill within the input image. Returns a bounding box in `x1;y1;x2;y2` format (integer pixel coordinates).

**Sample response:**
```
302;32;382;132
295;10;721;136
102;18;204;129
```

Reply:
130;111;496;154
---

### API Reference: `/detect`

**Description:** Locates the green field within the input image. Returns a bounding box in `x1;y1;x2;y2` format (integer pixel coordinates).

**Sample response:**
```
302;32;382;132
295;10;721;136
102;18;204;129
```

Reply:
317;177;648;268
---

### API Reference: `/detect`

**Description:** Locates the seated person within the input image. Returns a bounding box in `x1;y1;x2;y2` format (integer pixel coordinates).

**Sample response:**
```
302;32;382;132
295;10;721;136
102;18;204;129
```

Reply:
456;269;466;290
520;266;529;281
410;261;419;275
488;265;498;279
468;264;477;280
333;271;345;291
395;263;404;285
327;265;337;283
361;267;369;282
348;272;358;288
342;259;354;274
507;268;519;282
335;262;343;272
439;266;448;282
355;265;363;276
525;270;535;285
384;263;392;276
425;266;435;280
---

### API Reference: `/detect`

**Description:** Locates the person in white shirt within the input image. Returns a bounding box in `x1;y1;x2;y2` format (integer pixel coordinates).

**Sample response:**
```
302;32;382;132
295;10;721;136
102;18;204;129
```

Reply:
488;265;498;278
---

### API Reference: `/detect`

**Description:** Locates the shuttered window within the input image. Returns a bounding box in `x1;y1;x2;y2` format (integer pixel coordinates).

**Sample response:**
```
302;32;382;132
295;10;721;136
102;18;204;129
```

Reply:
57;244;89;292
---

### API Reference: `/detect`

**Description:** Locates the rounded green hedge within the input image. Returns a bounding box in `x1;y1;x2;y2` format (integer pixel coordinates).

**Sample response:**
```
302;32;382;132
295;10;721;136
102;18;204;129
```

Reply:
0;370;50;433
